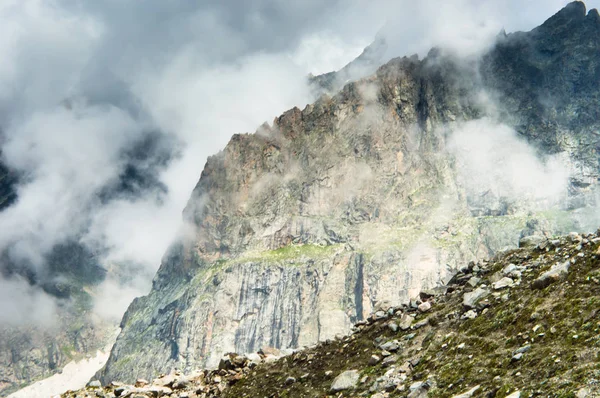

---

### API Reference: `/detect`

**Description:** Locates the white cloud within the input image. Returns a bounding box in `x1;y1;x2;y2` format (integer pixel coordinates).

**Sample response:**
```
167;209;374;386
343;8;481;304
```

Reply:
448;118;570;207
0;277;58;326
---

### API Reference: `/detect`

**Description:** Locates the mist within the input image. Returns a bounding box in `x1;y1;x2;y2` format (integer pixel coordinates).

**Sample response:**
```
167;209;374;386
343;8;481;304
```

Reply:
448;118;571;210
0;0;597;326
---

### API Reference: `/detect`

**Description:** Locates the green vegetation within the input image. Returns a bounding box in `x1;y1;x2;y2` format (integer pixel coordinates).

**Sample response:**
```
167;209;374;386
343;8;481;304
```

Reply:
208;243;343;270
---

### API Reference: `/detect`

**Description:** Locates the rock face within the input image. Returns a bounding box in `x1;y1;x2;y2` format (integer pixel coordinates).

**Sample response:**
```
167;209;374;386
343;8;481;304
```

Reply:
99;2;600;383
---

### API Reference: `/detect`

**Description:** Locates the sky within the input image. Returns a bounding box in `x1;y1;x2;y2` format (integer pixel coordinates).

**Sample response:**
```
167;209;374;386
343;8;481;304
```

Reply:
0;0;598;326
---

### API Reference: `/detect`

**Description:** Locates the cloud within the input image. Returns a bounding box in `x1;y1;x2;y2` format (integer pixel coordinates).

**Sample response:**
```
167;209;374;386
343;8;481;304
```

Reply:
447;118;571;210
0;277;58;326
0;0;598;326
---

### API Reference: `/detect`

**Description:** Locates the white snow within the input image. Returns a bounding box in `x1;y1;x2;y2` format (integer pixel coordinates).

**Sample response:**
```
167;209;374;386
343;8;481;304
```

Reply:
7;347;112;398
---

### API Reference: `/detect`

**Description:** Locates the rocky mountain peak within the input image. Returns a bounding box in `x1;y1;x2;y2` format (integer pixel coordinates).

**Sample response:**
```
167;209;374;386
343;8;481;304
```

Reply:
95;0;600;387
533;1;598;38
542;1;587;26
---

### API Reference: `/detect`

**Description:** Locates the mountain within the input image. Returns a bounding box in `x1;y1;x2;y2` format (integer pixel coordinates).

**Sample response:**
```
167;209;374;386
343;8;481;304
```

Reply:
93;1;600;385
65;230;600;397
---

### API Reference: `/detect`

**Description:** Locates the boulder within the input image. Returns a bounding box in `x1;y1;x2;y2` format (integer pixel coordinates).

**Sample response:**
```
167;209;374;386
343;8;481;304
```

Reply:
399;314;413;330
463;288;489;309
533;261;570;289
330;370;360;391
492;277;514;290
519;235;546;248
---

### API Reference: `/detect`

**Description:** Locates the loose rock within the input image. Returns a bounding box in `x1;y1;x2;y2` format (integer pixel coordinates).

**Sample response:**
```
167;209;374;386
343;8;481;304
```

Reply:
330;370;360;391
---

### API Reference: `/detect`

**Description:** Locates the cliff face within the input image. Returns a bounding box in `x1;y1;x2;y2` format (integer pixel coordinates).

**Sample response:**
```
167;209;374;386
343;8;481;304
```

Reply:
99;2;600;383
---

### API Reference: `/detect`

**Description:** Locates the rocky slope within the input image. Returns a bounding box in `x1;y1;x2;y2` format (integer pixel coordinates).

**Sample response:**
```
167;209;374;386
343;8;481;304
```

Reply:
64;230;600;397
97;2;600;384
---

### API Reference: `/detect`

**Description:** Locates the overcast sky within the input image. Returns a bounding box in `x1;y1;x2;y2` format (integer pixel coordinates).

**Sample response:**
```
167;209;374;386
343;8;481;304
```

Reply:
0;0;597;325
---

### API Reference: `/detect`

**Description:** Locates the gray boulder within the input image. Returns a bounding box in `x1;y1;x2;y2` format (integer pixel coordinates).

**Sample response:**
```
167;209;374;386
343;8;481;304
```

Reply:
330;370;360;391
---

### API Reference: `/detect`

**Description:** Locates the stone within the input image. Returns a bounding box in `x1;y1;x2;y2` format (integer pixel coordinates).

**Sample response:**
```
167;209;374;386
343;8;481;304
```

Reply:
259;346;281;357
399;314;413;330
568;232;583;243
387;322;399;332
533;261;570;289
374;301;393;313
489;272;503;284
373;310;387;320
382;355;399;367
519;235;546;248
512;353;523;361
418;302;432;312
330;370;360;391
452;385;480;398
154;373;176;387
147;386;173;396
285;376;296;385
369;355;381;365
172;377;191;389
379;340;399;352
87;380;102;389
505;392;521;398
467;276;481;288
463;288;489;309
515;345;531;354
493;277;514;290
395;363;410;376
135;378;149;387
576;388;590;397
503;264;517;275
246;352;262;364
461;310;477;320
407;381;430;398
